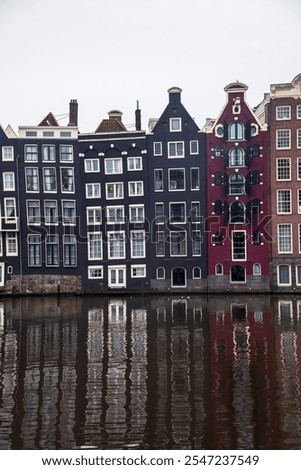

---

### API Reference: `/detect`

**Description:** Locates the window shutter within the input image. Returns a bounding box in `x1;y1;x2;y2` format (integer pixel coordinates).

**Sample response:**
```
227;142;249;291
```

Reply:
223;121;228;141
223;173;229;196
223;200;229;224
245;119;251;141
245;172;252;195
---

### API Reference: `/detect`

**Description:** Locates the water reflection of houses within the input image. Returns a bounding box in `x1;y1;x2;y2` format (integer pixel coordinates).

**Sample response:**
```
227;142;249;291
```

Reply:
207;296;279;449
273;297;301;448
1;295;301;449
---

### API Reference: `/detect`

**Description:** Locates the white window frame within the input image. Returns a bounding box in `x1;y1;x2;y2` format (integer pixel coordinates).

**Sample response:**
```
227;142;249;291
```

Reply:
277;224;292;254
25;167;39;192
154;169;163;192
277;189;292;214
170;230;187;257
4;198;17;221
128;181;144;197
26;200;41;225
168;141;185;158
192;267;201;279
297;105;301;120
24;145;38;162
190;167;200;190
297;129;301;149
231;230;247;261
153;142;162;156
3;172;15;191
2;146;14;161
276;105;291;120
168;168;185;191
190;140;199;155
296;265;301;286
61;167;75;193
298;158;301;181
299;224;301;253
106;205;125;224
277;264;291;286
169;202;186;224
86;206;102;225
130;230;146;258
86;183;101;198
127;156;142;171
0;262;5;285
276;129;291;149
6;231;18;256
46;235;59;267
253;263;261;275
156;231;165;257
104;158;123;175
85;159;100;173
155;203;164;224
156;267;165;279
44;200;58;225
298;190;301;215
108;231;126;260
61;200;76;225
131;264;146;278
105;182;124;200
27;234;42;267
108;265;126;288
42;144;56;162
170;117;182;132
87;232;103;260
63;235;77;267
59;145;73;162
276;157;291;181
88;266;103;279
192;230;202;256
215;263;223;275
129;204;144;223
43;167;57;193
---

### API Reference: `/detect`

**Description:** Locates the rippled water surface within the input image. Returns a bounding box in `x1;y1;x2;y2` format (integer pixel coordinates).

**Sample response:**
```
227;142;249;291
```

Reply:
0;294;301;449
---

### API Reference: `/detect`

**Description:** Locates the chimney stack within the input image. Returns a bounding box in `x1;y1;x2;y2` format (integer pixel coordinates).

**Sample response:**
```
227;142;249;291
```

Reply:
135;100;141;131
68;99;78;126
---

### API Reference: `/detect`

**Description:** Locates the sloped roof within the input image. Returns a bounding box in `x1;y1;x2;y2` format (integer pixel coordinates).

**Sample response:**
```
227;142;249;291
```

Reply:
95;110;127;133
38;112;59;127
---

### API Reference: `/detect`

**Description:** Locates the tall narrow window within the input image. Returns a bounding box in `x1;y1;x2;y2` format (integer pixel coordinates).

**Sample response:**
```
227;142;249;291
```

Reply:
26;200;41;224
88;232;102;260
278;224;292;253
63;235;77;266
154;169;163;191
232;231;246;260
25;167;39;192
27;235;41;267
62;200;76;225
229;147;244;167
43;168;57;192
6;232;18;255
108;232;125;259
3;172;15;191
277;158;291;181
42;145;56;162
229;173;244;194
155;203;164;223
190;168;200;190
61;168;75;192
46;235;59;266
229;121;244;140
44;200;58;224
4;198;16;221
130;230;145;258
156;232;165;256
170;231;187;256
277;190;291;214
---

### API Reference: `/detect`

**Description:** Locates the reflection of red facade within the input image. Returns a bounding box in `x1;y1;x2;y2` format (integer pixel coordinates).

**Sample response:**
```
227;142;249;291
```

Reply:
208;300;279;449
204;83;269;292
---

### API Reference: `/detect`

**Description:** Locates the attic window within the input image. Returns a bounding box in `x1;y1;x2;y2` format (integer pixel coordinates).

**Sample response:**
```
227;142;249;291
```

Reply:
170;118;181;132
60;131;72;138
26;131;37;137
43;131;54;137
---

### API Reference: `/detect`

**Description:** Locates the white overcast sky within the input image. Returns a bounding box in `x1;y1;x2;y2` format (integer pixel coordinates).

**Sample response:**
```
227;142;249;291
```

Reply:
0;0;300;133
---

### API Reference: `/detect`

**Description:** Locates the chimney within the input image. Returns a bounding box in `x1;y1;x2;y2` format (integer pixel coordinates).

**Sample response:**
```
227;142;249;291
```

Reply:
68;99;78;126
135;100;141;131
108;110;123;122
168;86;182;104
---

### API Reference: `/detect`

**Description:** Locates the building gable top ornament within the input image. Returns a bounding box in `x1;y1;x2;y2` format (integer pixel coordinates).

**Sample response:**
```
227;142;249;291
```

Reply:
270;73;301;98
38;112;60;127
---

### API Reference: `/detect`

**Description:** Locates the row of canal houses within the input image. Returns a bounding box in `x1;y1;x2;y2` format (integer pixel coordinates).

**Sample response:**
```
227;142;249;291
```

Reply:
0;74;300;294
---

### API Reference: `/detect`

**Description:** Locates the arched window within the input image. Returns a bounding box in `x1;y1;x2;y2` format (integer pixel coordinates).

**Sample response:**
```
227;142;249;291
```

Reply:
229;121;244;141
230;265;246;283
230;201;245;224
193;267;201;279
214;171;222;186
229;147;244;167
214;145;223;157
253;263;261;275
156;267;165;279
229;173;244;194
215;263;223;275
296;265;301;285
171;267;186;287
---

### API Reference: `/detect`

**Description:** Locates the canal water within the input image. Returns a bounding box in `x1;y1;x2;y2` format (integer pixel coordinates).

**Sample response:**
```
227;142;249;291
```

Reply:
0;294;301;450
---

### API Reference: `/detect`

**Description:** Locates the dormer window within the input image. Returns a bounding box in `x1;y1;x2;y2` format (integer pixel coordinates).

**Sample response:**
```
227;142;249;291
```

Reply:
229;121;244;141
170;118;181;132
